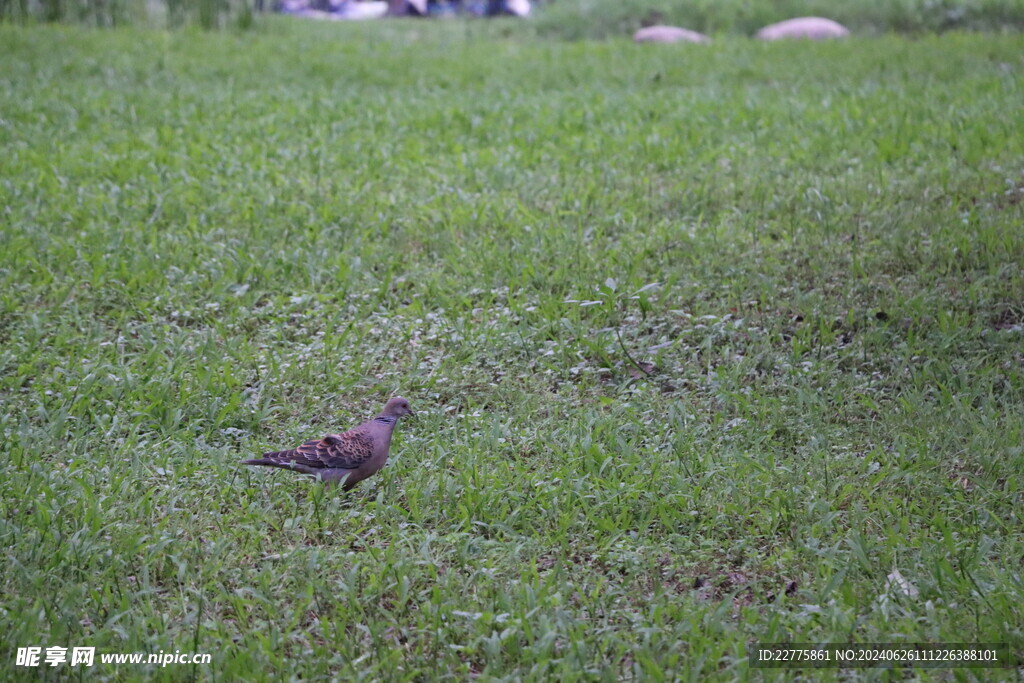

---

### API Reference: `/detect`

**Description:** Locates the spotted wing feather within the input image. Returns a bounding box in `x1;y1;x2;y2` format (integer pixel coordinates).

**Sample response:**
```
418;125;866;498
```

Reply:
252;428;375;471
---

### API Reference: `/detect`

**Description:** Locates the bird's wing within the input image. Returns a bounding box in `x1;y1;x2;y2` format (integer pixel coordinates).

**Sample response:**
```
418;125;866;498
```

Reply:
263;429;375;470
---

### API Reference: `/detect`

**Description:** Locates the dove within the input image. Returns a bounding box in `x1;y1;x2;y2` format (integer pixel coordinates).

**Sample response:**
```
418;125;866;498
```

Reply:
242;397;414;490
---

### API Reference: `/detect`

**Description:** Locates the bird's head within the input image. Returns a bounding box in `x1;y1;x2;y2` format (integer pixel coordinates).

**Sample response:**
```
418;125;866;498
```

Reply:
382;396;415;419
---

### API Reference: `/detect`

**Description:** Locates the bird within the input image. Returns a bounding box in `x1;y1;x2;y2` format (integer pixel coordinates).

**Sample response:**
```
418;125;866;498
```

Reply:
242;396;414;490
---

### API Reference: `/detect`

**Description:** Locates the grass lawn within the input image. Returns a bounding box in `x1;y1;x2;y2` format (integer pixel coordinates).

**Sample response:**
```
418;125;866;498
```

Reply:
1;19;1023;680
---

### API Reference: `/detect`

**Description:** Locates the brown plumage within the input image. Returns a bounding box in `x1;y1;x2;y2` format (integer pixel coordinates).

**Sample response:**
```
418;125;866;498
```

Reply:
242;397;414;490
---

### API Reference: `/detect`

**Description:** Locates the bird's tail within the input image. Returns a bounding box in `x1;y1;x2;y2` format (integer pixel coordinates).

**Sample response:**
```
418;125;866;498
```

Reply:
241;449;298;469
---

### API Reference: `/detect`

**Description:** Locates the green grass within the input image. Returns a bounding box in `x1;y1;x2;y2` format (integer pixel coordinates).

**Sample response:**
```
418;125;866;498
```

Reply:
2;20;1024;680
0;0;254;29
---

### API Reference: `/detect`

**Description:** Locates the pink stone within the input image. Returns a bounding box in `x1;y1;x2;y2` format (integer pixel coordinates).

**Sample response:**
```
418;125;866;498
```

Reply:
756;17;850;41
633;25;711;44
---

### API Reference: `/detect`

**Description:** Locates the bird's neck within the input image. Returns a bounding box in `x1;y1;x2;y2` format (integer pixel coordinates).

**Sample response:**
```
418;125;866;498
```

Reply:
373;415;398;426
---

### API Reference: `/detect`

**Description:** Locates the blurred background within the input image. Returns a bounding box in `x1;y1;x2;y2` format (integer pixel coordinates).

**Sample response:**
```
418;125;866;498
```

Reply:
2;0;1023;38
